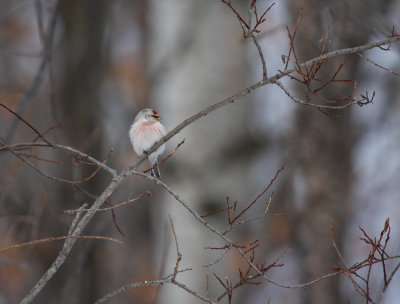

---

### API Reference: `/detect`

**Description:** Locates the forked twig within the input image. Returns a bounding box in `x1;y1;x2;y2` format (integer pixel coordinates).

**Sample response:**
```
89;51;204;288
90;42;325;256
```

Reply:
230;163;285;223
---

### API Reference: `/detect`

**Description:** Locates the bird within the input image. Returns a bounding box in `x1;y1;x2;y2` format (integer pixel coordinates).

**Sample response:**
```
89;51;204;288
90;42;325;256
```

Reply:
129;108;166;178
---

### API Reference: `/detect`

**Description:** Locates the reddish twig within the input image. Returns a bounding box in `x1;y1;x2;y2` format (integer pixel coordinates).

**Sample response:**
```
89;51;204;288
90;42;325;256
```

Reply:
216;246;292;302
284;8;303;71
331;221;369;300
221;0;274;79
378;27;399;51
144;139;185;174
0;235;123;254
33;118;70;142
230;163;285;223
104;199;126;238
330;219;399;304
15;153;63;165
278;15;378;112
201;206;232;218
64;192;151;214
224;193;277;234
0;102;52;145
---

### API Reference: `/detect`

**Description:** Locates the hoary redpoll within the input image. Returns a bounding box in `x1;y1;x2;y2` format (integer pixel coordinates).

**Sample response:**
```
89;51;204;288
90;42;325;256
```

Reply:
129;108;166;178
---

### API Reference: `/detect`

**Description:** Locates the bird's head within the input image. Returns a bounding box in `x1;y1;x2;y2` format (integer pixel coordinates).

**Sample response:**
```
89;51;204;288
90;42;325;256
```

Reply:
135;108;161;122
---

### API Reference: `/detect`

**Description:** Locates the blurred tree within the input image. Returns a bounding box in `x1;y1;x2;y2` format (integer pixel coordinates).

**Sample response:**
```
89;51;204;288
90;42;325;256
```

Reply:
269;0;396;303
57;0;111;153
148;0;254;302
49;1;112;302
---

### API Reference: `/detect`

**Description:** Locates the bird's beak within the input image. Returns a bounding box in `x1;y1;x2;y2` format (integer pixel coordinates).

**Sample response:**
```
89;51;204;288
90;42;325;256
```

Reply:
154;115;160;120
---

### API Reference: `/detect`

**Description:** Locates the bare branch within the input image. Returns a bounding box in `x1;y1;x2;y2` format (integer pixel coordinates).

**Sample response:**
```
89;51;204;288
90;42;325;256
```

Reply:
94;268;199;304
273;80;358;110
95;277;173;304
136;35;400;166
1;141;112;186
132;171;400;294
19;173;124;304
69;203;88;234
0;142;117;177
171;280;217;304
16;34;400;303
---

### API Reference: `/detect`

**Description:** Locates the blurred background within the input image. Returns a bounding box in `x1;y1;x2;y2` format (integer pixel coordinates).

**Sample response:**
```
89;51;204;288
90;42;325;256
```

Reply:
0;0;399;303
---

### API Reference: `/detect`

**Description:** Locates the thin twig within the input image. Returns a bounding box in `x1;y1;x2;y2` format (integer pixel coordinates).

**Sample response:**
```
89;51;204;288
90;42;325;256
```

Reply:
0;235;122;254
331;221;367;300
357;52;400;77
376;261;400;304
64;192;151;214
274;80;358;110
216;246;292;302
103;199;126;237
231;163;285;223
169;215;182;279
15;153;63;165
0;143;117;177
1;142;111;185
144;139;185;174
203;247;231;268
224;194;276;234
0;103;52;145
33;118;70;143
73;184;98;199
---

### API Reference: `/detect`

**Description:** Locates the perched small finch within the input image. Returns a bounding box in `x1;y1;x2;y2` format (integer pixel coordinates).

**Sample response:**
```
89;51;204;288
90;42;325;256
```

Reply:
129;108;166;178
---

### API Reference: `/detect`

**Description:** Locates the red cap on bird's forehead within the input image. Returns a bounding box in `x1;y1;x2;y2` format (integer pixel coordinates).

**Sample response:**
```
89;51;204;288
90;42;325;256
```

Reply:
152;109;158;115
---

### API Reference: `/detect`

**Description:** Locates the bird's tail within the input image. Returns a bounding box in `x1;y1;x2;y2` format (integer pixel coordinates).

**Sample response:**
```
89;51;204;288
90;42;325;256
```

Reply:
149;156;161;178
150;165;161;178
